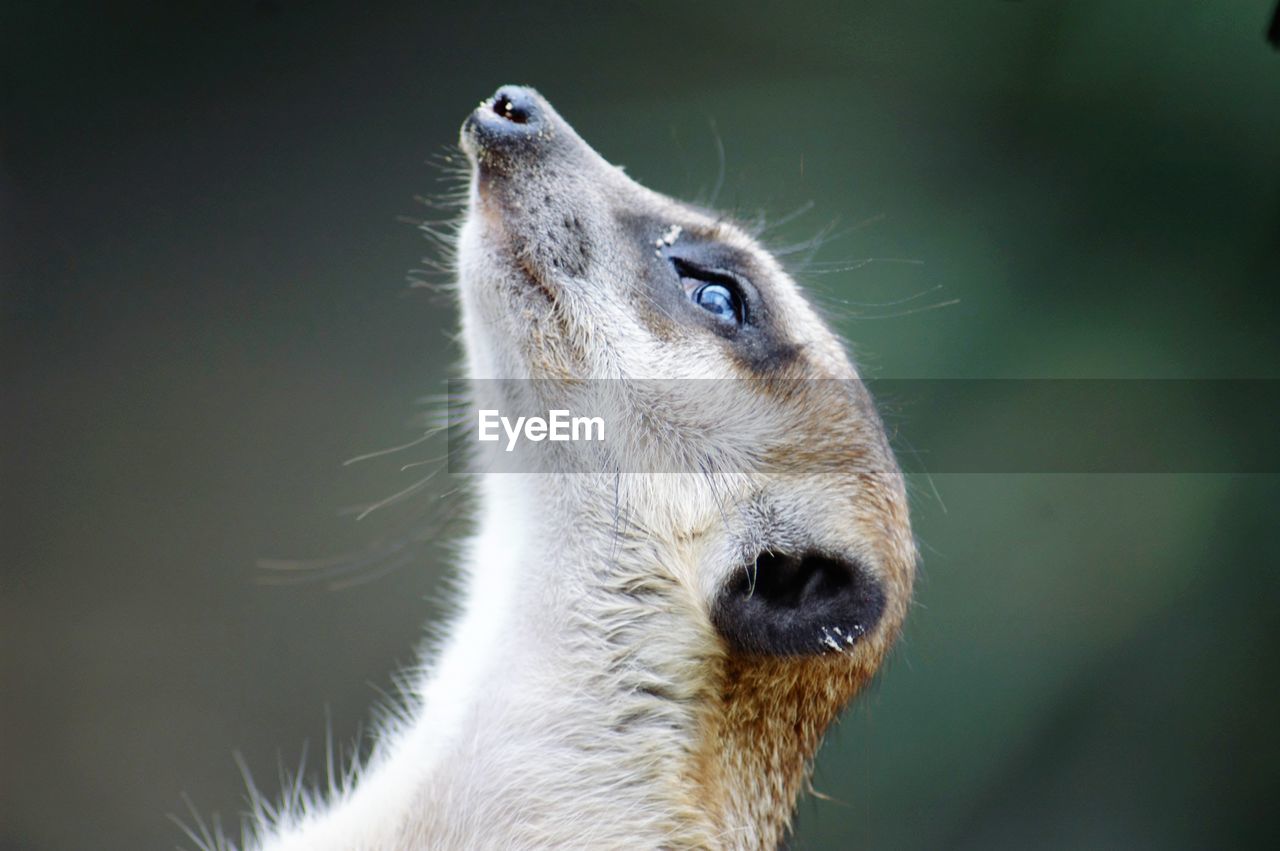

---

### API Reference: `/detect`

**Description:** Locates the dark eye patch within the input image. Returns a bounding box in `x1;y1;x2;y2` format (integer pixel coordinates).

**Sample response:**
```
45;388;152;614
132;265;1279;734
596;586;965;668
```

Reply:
615;212;805;375
672;258;747;326
657;242;802;374
660;243;761;334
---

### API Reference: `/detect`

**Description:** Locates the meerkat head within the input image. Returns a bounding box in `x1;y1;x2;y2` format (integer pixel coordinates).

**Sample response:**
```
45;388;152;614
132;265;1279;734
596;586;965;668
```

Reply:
456;86;859;384
455;86;913;840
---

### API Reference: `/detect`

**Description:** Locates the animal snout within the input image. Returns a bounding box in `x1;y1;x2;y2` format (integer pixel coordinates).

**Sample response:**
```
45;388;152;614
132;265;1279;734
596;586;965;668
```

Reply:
462;85;551;163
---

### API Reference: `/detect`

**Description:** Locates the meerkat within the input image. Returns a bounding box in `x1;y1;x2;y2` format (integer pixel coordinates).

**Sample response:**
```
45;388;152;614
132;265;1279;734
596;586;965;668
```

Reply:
234;86;915;851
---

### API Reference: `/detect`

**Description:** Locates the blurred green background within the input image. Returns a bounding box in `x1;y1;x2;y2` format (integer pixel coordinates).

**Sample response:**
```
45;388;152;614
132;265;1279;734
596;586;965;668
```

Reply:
3;2;1278;849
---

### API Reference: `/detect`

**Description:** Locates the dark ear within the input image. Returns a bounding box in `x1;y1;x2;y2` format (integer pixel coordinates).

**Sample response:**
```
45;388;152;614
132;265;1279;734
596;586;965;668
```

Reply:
711;551;886;656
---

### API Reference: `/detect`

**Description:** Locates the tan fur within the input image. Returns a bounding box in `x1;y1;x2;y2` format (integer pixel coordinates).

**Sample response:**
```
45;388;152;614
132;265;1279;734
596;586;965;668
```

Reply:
694;477;912;849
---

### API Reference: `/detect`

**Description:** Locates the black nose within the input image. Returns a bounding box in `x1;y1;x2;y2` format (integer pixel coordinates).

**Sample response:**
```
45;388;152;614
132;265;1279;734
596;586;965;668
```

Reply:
462;85;547;159
491;86;537;125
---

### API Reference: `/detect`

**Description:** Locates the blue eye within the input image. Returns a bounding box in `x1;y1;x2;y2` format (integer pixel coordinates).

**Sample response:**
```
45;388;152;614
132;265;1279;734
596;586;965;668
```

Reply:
669;255;748;325
689;281;741;323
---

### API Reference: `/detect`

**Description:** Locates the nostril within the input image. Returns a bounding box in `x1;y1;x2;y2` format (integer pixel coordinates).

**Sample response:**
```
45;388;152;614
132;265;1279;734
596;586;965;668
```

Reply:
493;94;530;124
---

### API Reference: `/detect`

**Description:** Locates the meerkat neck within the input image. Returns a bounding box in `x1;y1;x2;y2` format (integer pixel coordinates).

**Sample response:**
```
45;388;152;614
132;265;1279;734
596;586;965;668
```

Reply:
411;474;715;844
396;474;828;849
